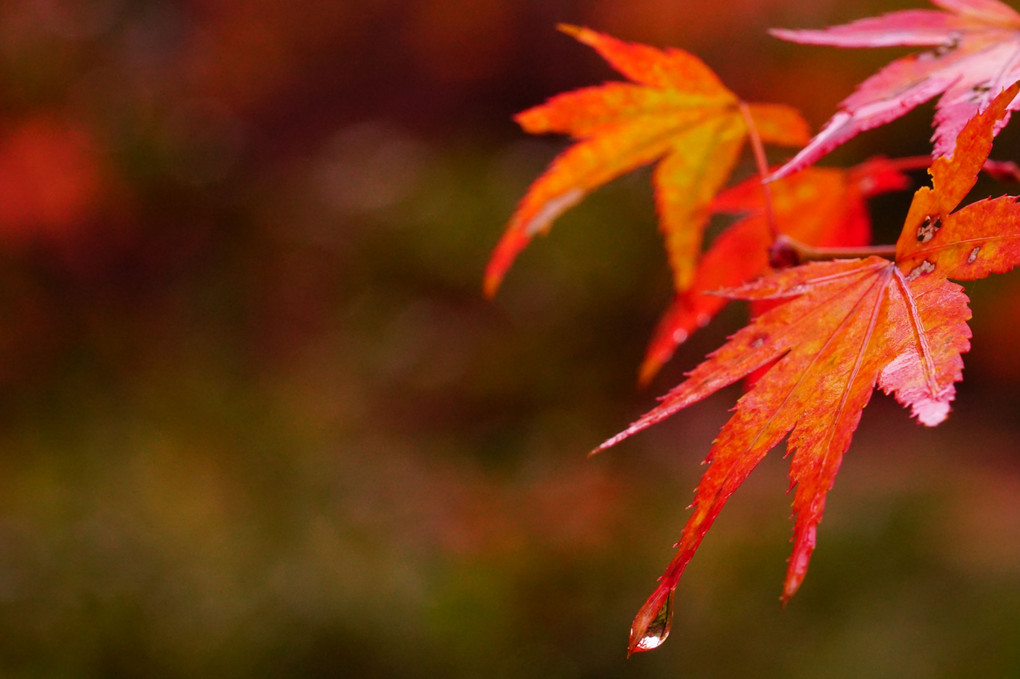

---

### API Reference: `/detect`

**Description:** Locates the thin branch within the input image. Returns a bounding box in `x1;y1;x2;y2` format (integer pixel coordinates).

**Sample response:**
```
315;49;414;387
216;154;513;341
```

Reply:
982;159;1020;182
859;155;1020;181
878;155;932;173
771;234;897;268
738;101;778;242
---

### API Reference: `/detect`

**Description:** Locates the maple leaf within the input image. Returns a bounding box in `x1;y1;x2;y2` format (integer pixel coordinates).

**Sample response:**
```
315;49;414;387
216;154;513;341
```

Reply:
485;25;809;297
639;158;911;385
770;0;1020;181
600;83;1020;655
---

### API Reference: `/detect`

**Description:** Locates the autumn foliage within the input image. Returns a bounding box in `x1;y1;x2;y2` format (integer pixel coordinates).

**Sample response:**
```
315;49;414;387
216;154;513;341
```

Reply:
487;0;1020;657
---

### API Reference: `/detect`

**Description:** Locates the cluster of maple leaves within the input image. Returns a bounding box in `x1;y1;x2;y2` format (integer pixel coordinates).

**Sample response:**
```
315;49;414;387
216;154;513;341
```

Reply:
486;0;1020;656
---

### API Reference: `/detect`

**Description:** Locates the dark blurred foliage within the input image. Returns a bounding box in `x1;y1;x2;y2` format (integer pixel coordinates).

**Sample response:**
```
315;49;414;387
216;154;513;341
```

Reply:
0;0;1019;677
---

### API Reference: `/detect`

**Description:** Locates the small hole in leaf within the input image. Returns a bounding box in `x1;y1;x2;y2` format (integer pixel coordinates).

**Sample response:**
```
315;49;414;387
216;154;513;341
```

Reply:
905;260;936;282
916;215;942;243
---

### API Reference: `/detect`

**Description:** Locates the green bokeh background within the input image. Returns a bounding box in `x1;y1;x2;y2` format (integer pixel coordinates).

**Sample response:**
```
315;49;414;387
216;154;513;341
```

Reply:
0;1;1019;677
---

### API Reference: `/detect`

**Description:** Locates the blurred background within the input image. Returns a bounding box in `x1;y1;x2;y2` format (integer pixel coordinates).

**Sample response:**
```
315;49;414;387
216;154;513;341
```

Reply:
1;0;1019;676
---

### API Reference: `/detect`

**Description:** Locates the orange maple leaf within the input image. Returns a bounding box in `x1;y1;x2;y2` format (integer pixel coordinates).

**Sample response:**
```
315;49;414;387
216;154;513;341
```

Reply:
484;25;809;298
639;158;911;386
598;82;1020;655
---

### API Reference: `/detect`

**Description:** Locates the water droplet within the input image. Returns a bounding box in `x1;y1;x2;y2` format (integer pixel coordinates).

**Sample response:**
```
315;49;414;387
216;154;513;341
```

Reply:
630;589;674;653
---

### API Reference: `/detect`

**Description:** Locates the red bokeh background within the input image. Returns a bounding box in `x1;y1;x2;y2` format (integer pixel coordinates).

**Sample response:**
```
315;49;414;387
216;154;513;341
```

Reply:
0;1;1018;676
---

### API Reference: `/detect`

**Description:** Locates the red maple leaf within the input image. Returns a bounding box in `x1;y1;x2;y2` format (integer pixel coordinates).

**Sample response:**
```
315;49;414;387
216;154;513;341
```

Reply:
598;83;1020;655
770;0;1020;180
639;158;911;385
485;26;808;297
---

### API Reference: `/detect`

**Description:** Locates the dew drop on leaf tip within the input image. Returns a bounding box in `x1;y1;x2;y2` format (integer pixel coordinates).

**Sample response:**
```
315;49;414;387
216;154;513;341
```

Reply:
630;590;674;654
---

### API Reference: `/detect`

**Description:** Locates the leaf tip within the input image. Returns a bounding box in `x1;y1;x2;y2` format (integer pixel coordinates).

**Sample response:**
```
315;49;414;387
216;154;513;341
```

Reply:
628;585;674;656
588;436;618;458
483;234;521;299
638;329;685;388
766;27;797;42
556;23;586;40
593;415;658;455
482;271;501;299
766;160;800;184
781;524;816;604
637;358;661;390
911;398;951;427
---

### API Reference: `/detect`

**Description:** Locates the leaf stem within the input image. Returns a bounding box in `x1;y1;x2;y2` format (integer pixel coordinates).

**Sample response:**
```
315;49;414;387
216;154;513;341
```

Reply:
982;159;1020;182
878;155;932;173
858;154;1020;181
770;234;897;267
738;101;778;242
